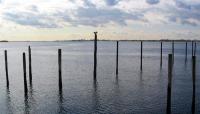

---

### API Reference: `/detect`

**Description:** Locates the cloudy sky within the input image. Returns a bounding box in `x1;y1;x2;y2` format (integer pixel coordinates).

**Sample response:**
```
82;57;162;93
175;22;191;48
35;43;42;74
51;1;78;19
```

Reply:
0;0;200;41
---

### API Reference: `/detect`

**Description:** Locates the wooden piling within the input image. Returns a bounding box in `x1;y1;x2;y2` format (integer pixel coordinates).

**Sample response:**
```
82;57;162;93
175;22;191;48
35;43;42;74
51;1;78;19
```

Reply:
116;41;119;75
192;56;196;114
140;41;143;71
58;49;62;91
160;42;163;67
23;53;28;95
172;41;174;64
194;42;196;56
185;42;187;62
28;46;32;85
5;50;9;88
167;54;173;114
192;41;194;56
94;32;98;80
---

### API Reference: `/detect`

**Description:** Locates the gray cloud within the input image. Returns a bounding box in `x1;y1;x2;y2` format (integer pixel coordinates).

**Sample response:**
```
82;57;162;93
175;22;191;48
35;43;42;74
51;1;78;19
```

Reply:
175;0;191;9
168;16;197;26
164;0;200;26
140;0;200;26
3;3;146;28
181;20;197;26
175;0;200;11
3;11;59;28
67;7;145;26
84;0;96;7
146;0;160;5
28;5;39;12
105;0;121;6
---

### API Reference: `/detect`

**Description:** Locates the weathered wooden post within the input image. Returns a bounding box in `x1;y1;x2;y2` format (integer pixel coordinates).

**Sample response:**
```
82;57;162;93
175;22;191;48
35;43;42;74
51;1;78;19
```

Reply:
167;54;173;114
58;49;62;91
192;41;194;56
192;56;196;114
5;50;9;88
194;42;196;56
28;46;32;85
160;41;163;67
140;41;143;71
94;32;98;80
172;41;174;64
185;42;187;62
116;41;119;75
23;53;28;95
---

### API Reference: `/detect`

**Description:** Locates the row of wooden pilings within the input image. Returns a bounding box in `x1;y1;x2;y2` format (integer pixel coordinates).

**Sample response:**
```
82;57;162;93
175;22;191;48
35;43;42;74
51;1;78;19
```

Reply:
115;40;197;73
5;46;33;96
3;32;197;114
4;46;61;95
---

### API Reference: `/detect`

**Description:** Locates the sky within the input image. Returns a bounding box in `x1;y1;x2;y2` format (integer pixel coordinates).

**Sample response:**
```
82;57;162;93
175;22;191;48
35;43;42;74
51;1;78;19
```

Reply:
0;0;200;41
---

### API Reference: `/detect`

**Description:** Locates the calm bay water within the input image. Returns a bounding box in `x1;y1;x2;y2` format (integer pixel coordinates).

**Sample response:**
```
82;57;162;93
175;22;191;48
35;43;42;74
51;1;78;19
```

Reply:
0;41;199;114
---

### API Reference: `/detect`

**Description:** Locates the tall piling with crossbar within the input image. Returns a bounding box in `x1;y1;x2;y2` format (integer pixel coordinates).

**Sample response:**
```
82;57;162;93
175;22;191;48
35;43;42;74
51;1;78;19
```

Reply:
58;49;62;91
94;32;98;80
23;53;28;96
167;54;173;114
116;41;119;75
5;50;9;88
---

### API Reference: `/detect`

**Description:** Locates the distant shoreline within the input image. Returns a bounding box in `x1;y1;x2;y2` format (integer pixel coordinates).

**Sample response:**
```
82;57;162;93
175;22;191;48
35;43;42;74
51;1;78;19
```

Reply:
0;39;199;42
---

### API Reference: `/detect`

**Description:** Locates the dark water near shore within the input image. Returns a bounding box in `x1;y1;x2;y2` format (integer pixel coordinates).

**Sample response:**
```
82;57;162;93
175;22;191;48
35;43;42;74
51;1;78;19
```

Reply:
0;41;199;114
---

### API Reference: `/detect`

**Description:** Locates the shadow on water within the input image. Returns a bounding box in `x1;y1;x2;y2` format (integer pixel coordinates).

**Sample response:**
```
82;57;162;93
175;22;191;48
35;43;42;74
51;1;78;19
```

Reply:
6;87;13;114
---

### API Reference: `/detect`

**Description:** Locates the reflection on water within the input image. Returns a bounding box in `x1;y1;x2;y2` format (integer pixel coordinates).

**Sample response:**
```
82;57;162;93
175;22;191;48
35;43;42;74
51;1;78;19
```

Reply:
57;86;67;113
113;76;122;113
24;93;30;114
184;59;188;71
6;87;13;114
139;71;143;83
29;83;36;114
92;80;99;113
192;90;195;114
